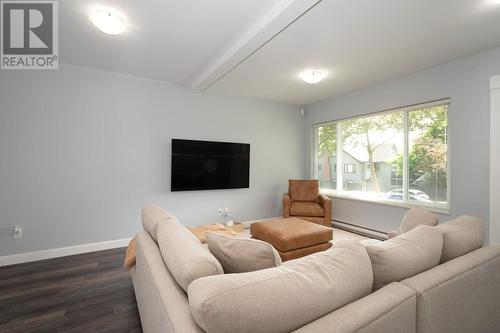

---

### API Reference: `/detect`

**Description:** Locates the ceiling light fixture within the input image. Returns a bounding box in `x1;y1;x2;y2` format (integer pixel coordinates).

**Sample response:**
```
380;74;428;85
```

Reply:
301;70;326;84
91;11;126;35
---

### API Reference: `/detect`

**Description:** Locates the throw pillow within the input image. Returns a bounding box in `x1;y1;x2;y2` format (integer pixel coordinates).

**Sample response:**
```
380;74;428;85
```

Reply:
399;207;439;234
206;232;282;273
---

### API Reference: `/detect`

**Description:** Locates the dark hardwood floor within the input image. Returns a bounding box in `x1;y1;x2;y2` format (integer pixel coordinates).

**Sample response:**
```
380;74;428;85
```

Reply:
0;248;142;333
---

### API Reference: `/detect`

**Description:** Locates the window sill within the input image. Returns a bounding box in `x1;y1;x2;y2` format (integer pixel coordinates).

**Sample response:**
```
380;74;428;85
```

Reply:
320;189;450;215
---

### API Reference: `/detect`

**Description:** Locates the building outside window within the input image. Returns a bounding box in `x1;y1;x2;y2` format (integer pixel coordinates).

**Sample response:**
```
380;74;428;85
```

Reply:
344;164;356;173
312;100;449;211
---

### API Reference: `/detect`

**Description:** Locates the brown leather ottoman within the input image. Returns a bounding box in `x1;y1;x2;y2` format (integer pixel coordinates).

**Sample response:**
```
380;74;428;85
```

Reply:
250;217;333;261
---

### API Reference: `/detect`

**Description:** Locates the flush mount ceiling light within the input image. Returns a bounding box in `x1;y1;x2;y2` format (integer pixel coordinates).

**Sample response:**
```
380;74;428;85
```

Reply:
91;11;126;35
300;70;326;84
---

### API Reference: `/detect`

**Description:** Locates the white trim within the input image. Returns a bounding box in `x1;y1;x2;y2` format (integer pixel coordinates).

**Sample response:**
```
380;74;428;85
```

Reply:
312;126;319;179
333;220;387;240
446;100;452;213
311;98;450;128
189;0;321;91
403;111;409;201
322;190;450;215
336;122;344;192
0;238;132;267
490;75;500;243
491;76;500;90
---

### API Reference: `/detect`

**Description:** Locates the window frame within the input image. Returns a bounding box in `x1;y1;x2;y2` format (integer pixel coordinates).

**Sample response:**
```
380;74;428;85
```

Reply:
312;98;451;214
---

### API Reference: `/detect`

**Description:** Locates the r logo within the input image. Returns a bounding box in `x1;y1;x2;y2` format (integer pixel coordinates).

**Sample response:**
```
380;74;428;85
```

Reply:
2;2;53;54
1;0;58;69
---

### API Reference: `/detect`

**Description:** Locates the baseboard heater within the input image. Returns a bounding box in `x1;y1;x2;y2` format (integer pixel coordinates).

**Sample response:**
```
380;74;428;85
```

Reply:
333;220;388;240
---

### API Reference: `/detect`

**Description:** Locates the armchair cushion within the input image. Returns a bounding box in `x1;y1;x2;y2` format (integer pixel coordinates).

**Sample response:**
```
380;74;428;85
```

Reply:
319;194;332;224
289;179;319;202
290;202;325;217
300;216;331;226
283;193;291;218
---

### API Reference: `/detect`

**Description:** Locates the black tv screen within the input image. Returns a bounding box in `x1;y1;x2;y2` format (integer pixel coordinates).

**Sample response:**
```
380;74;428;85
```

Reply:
171;139;250;191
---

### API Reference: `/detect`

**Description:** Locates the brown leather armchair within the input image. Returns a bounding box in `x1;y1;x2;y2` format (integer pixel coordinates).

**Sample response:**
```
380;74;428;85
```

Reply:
283;179;332;227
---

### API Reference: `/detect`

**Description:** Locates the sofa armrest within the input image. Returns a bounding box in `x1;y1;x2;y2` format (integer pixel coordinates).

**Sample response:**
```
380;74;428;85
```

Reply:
319;194;332;226
401;245;500;333
293;282;416;333
283;193;291;218
132;232;204;333
387;230;399;239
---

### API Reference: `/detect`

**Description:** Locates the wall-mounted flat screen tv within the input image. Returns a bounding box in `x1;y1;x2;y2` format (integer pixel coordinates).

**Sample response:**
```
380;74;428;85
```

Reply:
171;139;250;191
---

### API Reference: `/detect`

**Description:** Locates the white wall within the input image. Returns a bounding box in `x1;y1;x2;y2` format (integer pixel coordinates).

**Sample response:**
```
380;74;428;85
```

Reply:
304;47;500;236
491;75;500;244
0;64;304;256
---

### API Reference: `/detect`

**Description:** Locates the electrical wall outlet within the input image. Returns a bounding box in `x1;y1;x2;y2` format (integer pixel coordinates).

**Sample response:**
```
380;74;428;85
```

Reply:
218;208;230;216
13;226;23;239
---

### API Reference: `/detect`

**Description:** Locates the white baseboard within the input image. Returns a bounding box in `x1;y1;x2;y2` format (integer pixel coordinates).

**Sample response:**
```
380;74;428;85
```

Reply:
333;220;387;240
0;238;132;267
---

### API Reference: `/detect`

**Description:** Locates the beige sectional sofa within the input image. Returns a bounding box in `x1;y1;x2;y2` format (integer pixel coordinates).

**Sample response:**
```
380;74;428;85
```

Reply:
131;206;500;333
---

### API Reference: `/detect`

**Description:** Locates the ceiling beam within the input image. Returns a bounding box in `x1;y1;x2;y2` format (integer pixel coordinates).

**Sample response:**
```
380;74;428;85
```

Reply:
189;0;322;92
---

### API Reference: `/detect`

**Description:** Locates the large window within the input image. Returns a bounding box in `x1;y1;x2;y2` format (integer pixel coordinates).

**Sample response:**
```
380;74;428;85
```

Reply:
313;100;449;211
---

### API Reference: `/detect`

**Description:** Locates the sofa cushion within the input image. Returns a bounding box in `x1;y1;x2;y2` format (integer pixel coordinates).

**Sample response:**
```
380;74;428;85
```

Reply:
142;204;176;242
399;207;439;234
436;215;484;263
188;241;373;333
290;202;325;217
206;232;282;273
289;179;319;202
157;220;223;292
365;225;443;290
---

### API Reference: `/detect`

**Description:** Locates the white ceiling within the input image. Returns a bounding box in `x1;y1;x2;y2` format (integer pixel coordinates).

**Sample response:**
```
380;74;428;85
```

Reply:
60;0;500;105
211;0;500;105
60;0;283;86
